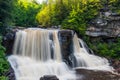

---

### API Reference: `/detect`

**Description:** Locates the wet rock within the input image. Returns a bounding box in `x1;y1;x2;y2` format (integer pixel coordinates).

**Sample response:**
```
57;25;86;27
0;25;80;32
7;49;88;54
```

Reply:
58;30;74;67
2;27;20;55
2;32;15;55
110;59;120;74
76;68;120;80
4;66;15;80
40;75;59;80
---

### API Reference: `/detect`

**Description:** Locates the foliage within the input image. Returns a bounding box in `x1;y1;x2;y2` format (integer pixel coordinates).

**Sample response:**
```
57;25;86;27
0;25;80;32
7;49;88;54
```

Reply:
0;0;15;34
0;36;9;79
0;76;8;80
87;37;120;59
12;0;42;27
36;0;69;27
36;0;100;35
36;6;51;26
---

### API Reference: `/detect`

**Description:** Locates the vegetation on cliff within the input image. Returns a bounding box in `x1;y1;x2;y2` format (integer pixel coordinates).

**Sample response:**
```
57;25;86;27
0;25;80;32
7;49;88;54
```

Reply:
0;0;12;79
85;37;120;59
0;36;9;80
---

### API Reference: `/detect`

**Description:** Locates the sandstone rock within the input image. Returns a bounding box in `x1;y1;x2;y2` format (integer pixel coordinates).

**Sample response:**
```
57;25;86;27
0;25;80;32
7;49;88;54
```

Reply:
76;68;120;80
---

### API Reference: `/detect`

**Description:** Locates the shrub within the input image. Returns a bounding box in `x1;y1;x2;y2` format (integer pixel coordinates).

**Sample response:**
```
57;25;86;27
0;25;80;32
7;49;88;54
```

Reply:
0;36;9;79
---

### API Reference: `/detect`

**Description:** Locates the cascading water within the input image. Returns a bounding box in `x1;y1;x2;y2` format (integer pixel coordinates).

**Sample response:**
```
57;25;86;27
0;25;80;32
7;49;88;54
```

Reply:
8;28;77;80
7;28;114;80
73;33;113;71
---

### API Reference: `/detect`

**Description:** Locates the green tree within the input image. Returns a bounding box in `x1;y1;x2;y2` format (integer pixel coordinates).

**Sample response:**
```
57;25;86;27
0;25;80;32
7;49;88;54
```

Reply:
12;0;42;27
0;0;15;34
36;0;101;35
36;0;70;27
62;0;100;36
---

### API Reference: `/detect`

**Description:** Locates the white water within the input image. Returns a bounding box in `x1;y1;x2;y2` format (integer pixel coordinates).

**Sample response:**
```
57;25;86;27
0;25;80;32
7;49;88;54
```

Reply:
8;28;77;80
8;28;113;80
73;33;113;71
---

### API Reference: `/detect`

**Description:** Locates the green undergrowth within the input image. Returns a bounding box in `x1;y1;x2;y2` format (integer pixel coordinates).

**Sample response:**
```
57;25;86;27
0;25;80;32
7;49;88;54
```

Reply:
0;36;9;80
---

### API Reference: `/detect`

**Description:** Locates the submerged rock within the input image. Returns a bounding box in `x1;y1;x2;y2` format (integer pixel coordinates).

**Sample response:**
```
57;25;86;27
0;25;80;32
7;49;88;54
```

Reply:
76;68;120;80
40;75;59;80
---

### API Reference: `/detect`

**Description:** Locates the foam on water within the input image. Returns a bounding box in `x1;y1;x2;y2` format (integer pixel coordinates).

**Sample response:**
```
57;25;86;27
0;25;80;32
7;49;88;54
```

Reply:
8;28;113;80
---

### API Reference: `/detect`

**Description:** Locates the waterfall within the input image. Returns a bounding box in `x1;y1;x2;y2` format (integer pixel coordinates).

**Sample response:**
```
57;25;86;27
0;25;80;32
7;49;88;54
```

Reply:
73;33;113;71
8;28;113;80
8;28;77;80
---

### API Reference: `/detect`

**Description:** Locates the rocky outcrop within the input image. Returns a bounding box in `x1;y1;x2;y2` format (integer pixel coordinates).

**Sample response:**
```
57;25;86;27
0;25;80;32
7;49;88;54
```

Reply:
40;75;59;80
2;30;17;55
110;59;120;73
58;30;75;67
76;68;120;80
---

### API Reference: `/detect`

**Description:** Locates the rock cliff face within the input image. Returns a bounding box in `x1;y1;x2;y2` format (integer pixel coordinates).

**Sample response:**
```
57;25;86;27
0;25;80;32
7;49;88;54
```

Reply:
2;33;15;55
58;30;74;67
86;14;120;37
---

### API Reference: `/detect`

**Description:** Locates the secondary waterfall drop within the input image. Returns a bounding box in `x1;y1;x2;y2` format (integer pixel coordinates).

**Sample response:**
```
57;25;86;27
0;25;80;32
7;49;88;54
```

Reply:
8;28;113;80
73;33;113;71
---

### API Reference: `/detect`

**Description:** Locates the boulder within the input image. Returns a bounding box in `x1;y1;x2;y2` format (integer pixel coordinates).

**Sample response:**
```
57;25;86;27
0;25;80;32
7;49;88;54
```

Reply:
40;75;59;80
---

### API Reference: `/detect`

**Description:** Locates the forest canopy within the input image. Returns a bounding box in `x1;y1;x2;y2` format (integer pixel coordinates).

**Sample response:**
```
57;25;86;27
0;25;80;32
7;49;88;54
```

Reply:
1;0;120;30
